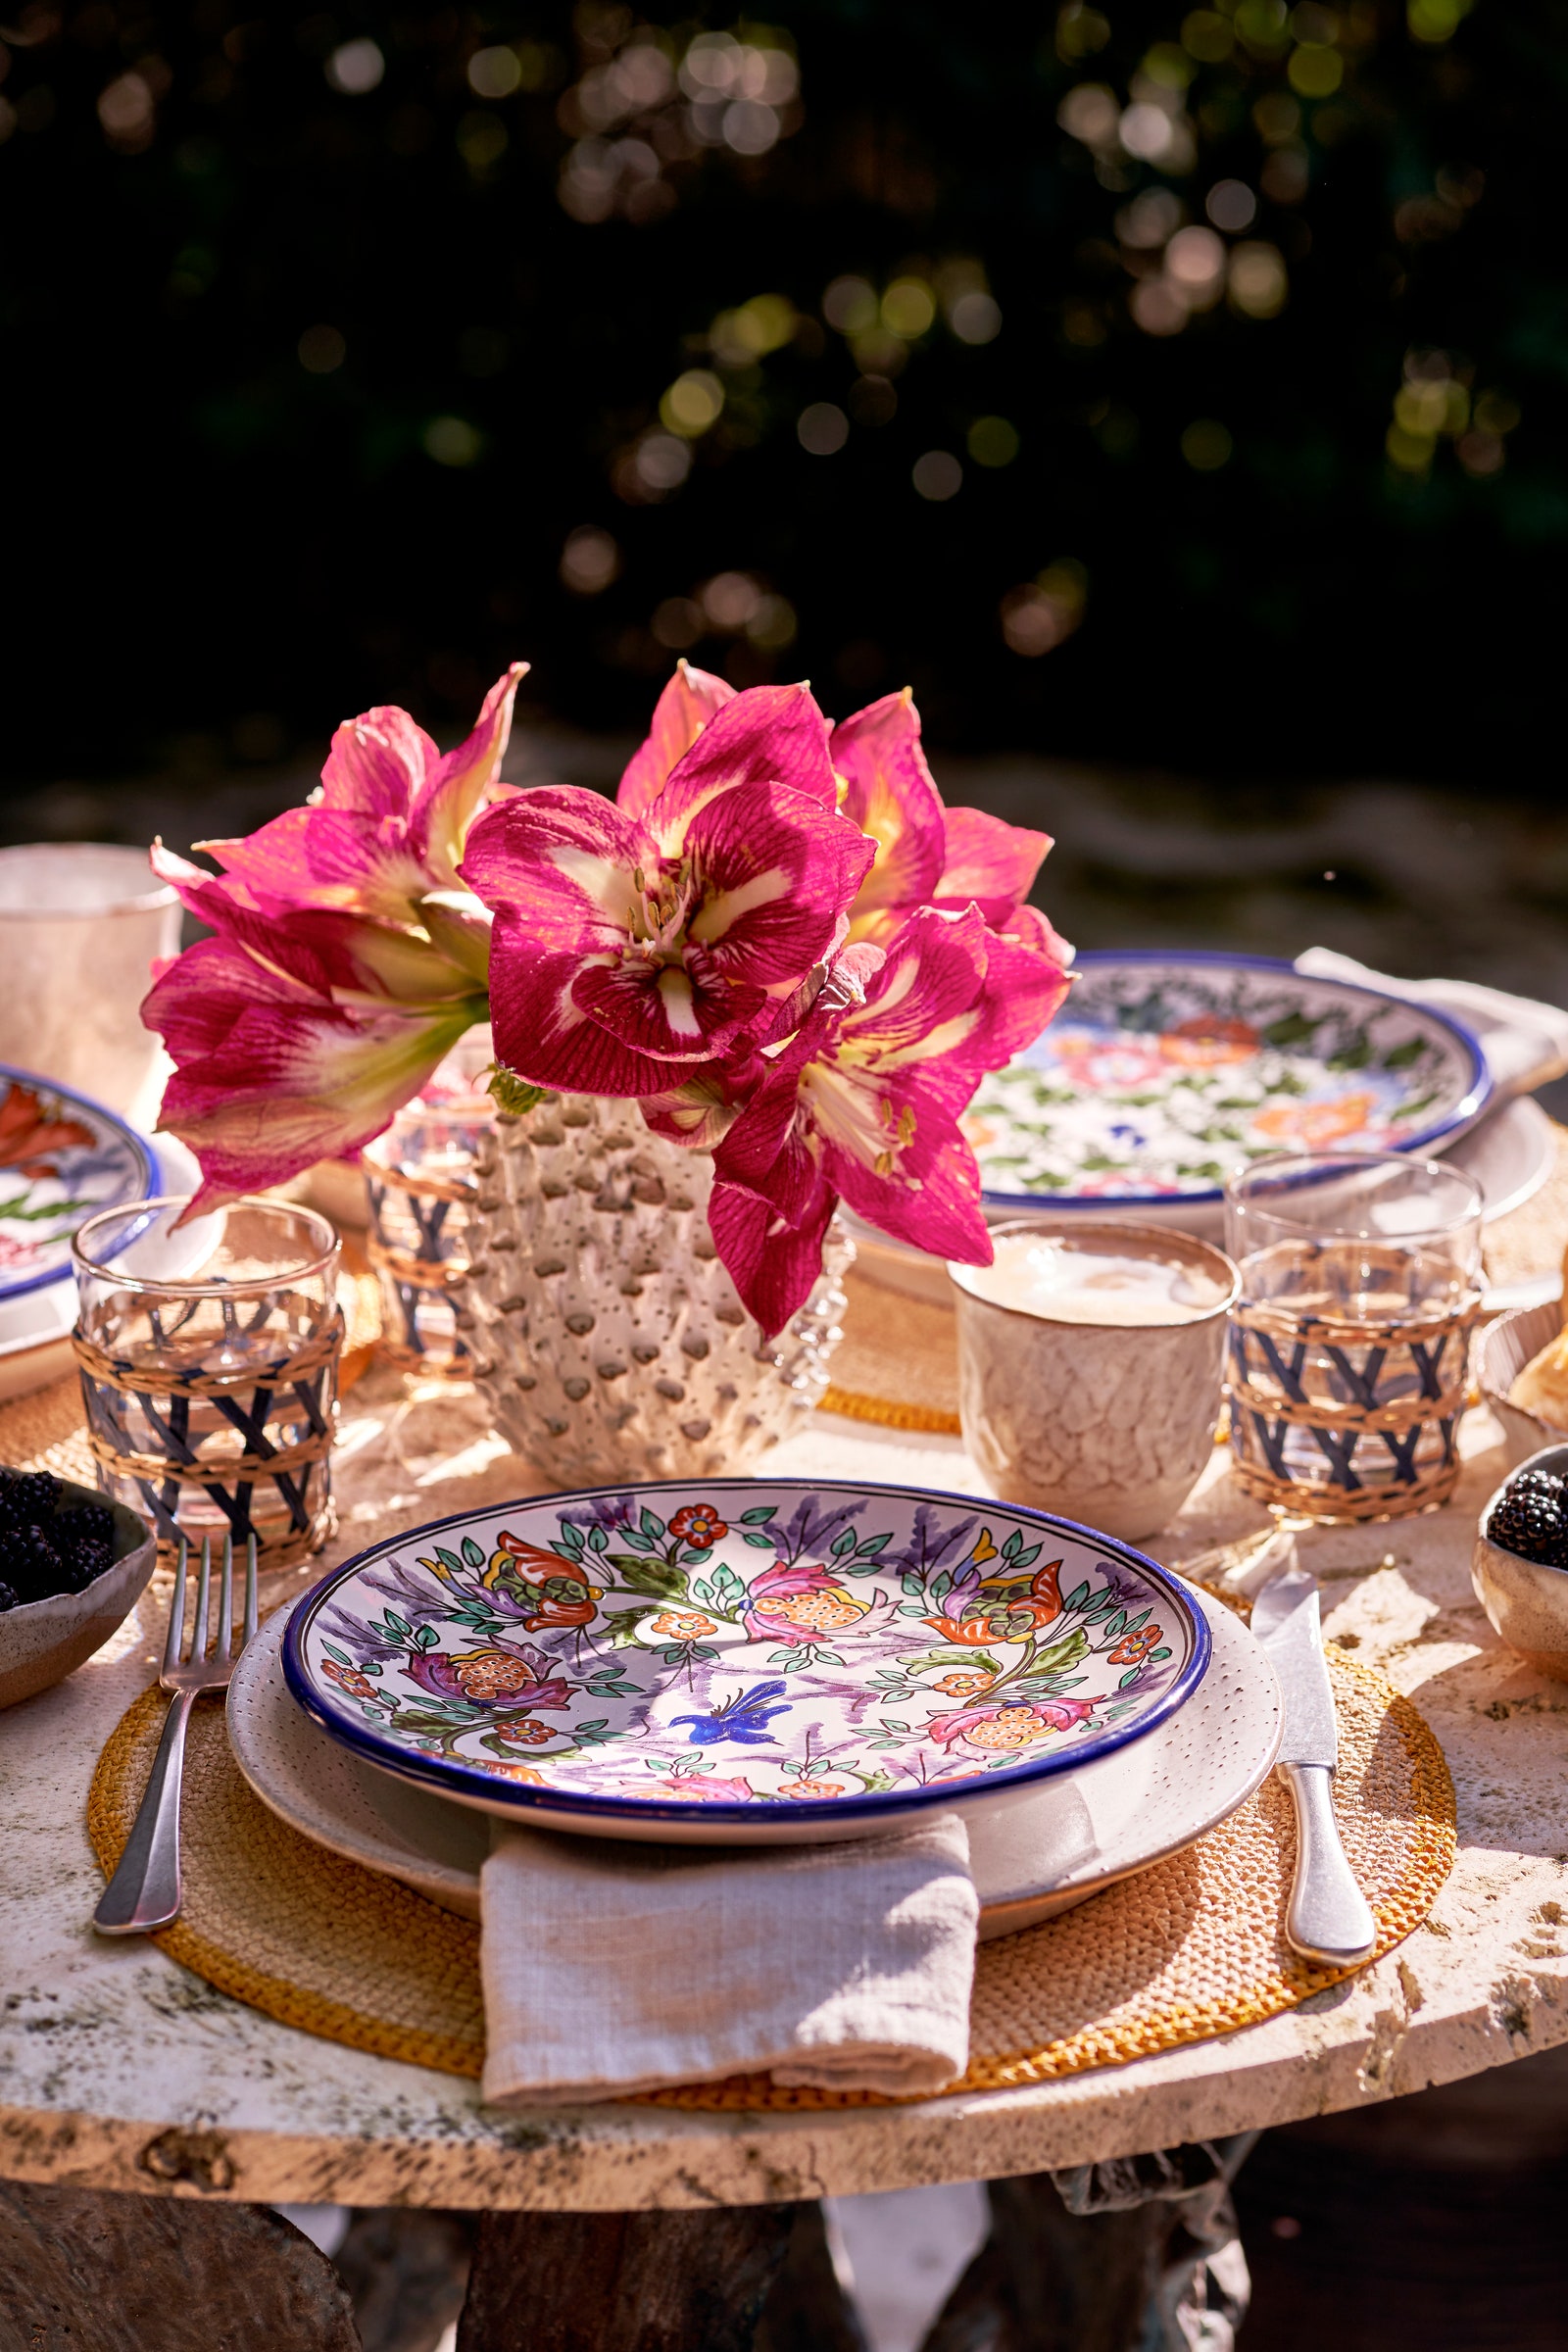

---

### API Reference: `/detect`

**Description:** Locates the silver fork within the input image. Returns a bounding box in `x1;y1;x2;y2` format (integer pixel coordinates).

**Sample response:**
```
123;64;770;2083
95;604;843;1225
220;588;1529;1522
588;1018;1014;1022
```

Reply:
94;1533;258;1936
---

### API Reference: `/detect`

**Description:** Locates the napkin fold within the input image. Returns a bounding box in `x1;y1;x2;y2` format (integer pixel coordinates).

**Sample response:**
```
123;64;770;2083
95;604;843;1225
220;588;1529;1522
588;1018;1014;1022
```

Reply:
1295;948;1568;1102
479;1812;978;2107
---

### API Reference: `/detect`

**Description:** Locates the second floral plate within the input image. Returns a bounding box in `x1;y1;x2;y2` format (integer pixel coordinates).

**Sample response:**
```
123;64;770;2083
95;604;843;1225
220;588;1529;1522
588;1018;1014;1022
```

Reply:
282;1479;1211;1844
966;950;1490;1211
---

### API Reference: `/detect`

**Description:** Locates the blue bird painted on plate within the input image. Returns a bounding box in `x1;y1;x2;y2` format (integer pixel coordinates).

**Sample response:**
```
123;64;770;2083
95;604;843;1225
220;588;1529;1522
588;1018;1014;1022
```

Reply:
672;1679;793;1747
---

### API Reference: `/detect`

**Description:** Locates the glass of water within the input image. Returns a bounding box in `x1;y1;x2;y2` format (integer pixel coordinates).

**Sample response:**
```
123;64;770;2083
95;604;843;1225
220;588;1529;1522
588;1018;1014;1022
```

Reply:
1224;1150;1484;1523
72;1197;341;1566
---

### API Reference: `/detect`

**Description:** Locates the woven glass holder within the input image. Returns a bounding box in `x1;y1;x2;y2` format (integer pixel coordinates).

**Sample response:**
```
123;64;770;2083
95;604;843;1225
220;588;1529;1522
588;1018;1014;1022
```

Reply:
71;1197;341;1568
364;1102;488;1380
1227;1254;1481;1523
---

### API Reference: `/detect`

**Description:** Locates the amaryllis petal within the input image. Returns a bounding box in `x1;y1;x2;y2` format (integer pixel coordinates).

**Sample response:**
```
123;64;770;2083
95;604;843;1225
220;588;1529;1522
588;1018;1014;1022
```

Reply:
708;1169;839;1338
831;691;946;928
643;682;838;845
617;661;734;819
570;947;767;1062
932;804;1052;920
460;787;643;951
484;935;686;1098
318;703;441;820
679;779;875;985
144;938;479;1215
410;661;527;884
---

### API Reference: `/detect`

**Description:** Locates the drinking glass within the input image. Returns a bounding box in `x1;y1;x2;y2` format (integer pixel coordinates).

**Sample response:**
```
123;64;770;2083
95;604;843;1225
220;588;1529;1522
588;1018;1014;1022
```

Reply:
0;845;179;1118
72;1197;341;1565
362;1027;494;1377
1224;1151;1484;1523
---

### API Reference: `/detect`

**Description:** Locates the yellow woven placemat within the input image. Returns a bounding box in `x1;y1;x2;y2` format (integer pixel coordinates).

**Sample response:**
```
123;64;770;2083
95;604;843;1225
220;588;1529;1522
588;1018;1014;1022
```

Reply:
86;1644;1454;2108
821;1267;961;1434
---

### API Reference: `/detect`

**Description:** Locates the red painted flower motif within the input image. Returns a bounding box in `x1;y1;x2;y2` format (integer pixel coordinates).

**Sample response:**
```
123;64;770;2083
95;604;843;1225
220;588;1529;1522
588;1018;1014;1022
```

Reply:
669;1503;728;1549
1108;1625;1161;1666
406;1639;575;1712
491;1533;602;1631
321;1659;378;1702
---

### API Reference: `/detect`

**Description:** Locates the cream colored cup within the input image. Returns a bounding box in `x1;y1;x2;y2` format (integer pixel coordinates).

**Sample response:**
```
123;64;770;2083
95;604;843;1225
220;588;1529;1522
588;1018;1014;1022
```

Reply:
0;844;179;1115
950;1218;1240;1542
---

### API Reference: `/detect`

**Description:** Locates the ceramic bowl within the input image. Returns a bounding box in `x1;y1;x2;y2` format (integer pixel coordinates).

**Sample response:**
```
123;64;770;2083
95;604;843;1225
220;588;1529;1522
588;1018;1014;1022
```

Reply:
282;1476;1211;1844
1478;1301;1568;1468
0;1477;156;1709
1473;1441;1568;1680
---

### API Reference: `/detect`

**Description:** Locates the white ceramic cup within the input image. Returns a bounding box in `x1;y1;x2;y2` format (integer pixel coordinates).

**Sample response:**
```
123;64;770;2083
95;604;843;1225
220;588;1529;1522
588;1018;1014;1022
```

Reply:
0;844;179;1115
951;1218;1240;1542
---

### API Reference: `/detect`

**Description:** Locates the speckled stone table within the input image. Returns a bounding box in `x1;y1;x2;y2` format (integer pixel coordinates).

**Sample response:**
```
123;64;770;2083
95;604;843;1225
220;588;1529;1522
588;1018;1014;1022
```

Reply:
3;1373;1564;2227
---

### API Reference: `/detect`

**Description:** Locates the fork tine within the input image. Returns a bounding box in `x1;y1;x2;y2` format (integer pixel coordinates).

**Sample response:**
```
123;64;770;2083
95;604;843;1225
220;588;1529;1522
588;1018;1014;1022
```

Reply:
217;1531;234;1661
242;1534;258;1648
163;1538;189;1674
191;1536;212;1663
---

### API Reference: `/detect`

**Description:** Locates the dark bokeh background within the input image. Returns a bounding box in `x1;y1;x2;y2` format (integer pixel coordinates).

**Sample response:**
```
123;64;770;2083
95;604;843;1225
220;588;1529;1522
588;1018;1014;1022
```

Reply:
3;0;1562;789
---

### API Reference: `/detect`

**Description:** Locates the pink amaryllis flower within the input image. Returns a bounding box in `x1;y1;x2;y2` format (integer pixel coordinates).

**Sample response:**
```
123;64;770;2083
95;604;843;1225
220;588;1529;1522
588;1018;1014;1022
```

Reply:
142;666;525;1212
460;684;875;1098
650;903;1070;1335
614;662;1072;964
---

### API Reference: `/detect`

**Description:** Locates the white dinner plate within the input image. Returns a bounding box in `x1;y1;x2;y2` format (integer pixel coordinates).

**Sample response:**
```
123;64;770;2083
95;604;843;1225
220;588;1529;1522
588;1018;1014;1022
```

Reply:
230;1582;1281;1940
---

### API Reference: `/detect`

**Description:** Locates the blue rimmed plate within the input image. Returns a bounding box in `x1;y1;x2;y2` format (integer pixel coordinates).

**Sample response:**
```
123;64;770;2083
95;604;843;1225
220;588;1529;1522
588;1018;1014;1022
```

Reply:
0;1064;158;1302
282;1478;1211;1844
966;950;1490;1213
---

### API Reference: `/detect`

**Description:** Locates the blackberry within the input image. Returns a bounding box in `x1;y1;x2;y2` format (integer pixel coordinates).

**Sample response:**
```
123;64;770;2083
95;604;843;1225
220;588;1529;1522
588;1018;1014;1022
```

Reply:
55;1504;117;1586
1488;1469;1568;1567
0;1578;16;1611
1;1525;65;1602
0;1470;61;1538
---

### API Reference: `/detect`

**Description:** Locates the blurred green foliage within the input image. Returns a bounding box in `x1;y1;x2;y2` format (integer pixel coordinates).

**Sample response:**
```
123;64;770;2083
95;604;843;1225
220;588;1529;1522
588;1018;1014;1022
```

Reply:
1;0;1563;784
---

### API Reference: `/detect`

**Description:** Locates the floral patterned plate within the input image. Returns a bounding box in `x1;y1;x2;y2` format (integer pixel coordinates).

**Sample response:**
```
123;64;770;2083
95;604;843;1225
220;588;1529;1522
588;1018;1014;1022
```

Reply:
966;951;1490;1211
236;1582;1278;1926
0;1064;158;1301
282;1479;1211;1844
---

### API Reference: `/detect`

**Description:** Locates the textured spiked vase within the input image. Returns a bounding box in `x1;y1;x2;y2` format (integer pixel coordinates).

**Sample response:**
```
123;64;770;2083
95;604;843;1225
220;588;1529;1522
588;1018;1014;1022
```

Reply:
453;1092;852;1487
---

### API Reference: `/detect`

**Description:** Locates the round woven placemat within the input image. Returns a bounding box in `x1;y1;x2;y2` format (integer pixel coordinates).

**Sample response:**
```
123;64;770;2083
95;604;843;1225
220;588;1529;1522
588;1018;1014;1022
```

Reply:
87;1639;1454;2109
821;1268;961;1433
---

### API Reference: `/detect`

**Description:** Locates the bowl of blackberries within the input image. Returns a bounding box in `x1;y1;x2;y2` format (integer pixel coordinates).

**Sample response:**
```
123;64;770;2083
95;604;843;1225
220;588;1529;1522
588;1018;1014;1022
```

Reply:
0;1466;156;1710
1474;1446;1568;1681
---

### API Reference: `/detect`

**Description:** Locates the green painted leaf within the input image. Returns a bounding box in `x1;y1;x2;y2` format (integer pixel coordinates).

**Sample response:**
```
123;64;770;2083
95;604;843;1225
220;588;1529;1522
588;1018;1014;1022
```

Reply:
1061;1582;1091;1614
587;1523;609;1553
607;1555;687;1599
322;1641;353;1667
639;1508;666;1540
830;1528;858;1556
1118;1666;1143;1689
856;1532;892;1555
461;1536;486;1568
739;1506;777;1524
743;1532;777;1548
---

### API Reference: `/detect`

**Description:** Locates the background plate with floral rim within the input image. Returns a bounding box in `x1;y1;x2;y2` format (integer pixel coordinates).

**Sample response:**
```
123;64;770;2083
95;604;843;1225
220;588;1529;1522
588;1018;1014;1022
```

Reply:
282;1479;1211;1845
967;950;1490;1212
0;1063;158;1302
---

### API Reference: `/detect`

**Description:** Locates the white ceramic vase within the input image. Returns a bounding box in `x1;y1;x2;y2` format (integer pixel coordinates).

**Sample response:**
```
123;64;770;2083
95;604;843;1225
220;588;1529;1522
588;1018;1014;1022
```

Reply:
453;1092;852;1487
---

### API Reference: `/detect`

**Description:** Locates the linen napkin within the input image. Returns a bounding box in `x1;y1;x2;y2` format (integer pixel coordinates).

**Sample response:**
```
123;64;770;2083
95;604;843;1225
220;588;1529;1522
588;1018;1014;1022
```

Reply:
1295;948;1568;1102
479;1813;978;2106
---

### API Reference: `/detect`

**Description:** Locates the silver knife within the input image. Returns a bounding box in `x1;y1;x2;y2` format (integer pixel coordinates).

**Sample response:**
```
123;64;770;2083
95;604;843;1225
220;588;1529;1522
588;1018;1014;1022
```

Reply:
1250;1568;1376;1967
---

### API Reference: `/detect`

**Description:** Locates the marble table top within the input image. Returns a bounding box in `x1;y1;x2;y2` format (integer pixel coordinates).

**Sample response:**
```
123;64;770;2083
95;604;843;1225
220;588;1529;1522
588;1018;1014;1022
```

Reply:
3;1370;1566;2211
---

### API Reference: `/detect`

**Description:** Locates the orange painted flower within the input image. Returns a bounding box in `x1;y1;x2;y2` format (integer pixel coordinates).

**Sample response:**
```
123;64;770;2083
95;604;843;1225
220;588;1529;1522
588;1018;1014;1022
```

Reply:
1158;1015;1259;1068
480;1760;547;1784
1108;1625;1161;1666
1253;1093;1377;1148
786;1778;847;1798
497;1716;553;1745
651;1610;718;1639
932;1671;995;1697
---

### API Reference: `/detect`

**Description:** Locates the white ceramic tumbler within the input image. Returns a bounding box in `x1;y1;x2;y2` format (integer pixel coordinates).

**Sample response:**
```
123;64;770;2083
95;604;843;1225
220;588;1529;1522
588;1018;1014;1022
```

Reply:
0;844;179;1116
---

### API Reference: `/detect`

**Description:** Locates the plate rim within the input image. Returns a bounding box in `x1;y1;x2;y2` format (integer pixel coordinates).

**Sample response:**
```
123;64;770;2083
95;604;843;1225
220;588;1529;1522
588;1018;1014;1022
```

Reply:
281;1476;1213;1833
240;1584;1280;1922
0;1060;160;1300
977;948;1492;1212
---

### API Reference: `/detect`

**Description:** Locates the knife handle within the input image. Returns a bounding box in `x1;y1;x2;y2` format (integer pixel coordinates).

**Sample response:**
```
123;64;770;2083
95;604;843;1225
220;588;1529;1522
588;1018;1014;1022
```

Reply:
1280;1763;1377;1966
